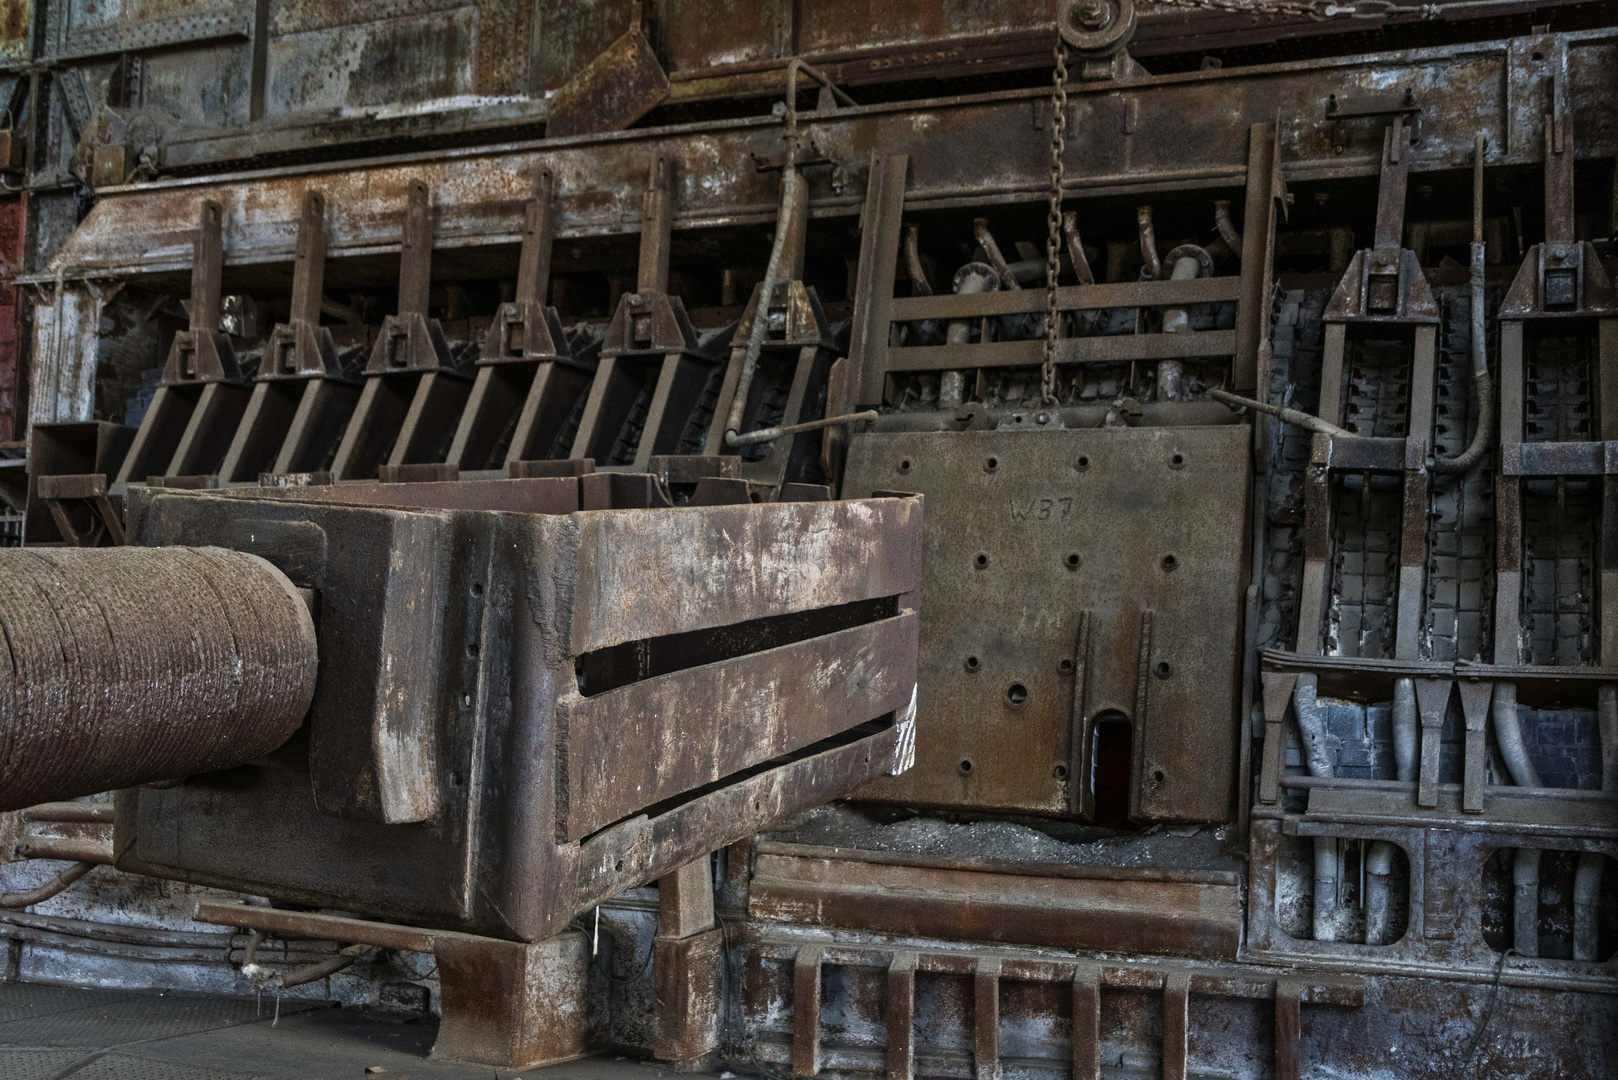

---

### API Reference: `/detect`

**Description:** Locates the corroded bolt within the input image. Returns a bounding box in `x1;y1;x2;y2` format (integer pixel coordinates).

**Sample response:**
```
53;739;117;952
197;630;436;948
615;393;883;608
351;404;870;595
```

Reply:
1076;0;1110;29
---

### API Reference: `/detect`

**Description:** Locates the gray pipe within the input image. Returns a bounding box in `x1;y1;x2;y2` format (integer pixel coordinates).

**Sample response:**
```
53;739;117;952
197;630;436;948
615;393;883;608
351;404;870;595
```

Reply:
1293;674;1340;941
1493;681;1543;956
1493;682;1541;787
1571;684;1617;960
1364;841;1396;946
1573;853;1603;961
1513;847;1541;958
1214;199;1242;256
1392;677;1418;784
1364;677;1419;944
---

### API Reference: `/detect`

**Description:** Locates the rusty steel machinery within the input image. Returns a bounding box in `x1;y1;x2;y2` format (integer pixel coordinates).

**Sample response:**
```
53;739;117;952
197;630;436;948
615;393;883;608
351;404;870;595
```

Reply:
2;0;1618;1078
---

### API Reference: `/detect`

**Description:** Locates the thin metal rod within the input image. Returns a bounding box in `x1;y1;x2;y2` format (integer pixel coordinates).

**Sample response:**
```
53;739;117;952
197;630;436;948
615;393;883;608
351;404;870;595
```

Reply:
727;409;879;447
0;861;95;909
1209;388;1354;438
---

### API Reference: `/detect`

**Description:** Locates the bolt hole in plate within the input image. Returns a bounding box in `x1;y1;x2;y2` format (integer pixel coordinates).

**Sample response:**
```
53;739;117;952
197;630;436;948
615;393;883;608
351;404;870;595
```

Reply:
898;458;912;474
1006;683;1029;706
1169;452;1186;469
1065;551;1082;569
1076;455;1090;470
470;582;484;597
1058;658;1074;674
965;655;981;672
1161;553;1178;571
959;759;974;775
974;551;990;568
1155;661;1172;678
1153;769;1165;783
984;456;999;473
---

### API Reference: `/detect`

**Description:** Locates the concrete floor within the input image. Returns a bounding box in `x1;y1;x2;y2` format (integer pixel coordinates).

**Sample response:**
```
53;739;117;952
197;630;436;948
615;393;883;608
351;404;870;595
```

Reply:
0;983;710;1080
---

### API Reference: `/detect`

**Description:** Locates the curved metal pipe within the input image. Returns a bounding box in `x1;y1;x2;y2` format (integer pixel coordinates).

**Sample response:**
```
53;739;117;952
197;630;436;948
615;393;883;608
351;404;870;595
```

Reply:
1364;841;1397;945
1433;139;1493;475
724;59;844;449
1214;199;1242;255
1293;674;1341;943
1313;837;1340;943
0;861;96;909
973;219;1022;292
1572;685;1617;959
1061;211;1095;285
1136;206;1161;279
1513;847;1541;958
1574;853;1604;961
1392;677;1418;783
1430;241;1493;474
1492;682;1541;787
1208;388;1355;439
1293;674;1336;781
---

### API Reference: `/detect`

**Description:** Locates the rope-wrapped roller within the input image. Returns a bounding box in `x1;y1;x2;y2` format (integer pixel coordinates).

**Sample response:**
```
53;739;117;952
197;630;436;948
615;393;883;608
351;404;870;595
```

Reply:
0;547;318;811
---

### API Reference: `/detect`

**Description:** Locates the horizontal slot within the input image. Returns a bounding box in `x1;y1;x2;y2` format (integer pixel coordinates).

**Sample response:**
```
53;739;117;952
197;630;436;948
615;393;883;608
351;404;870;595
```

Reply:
575;594;899;697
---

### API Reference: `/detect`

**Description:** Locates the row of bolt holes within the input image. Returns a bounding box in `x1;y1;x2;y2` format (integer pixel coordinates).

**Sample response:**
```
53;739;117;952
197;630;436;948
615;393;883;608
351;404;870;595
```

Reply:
973;551;1178;572
896;452;1187;475
958;658;1173;780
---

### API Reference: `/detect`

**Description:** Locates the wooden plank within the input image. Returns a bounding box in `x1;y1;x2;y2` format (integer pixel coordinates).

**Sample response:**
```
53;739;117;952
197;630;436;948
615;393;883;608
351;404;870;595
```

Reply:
1235;123;1278;391
974;957;1002;1080
889;275;1241;322
1414;678;1452;808
886;951;917;1080
849;153;908;408
569;721;902;938
793;945;823;1077
544;496;921;653
560;613;917;840
658;857;715;938
885;330;1236;373
748;851;1241;961
1275;979;1302;1080
1163;971;1191;1080
1072;962;1100;1080
193;901;438;952
652;927;723;1062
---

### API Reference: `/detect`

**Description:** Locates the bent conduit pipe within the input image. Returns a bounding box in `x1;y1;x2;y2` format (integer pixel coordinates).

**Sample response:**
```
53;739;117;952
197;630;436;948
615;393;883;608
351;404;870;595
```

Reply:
1572;684;1618;960
1208;388;1355;439
725;59;849;449
0;861;96;909
1494;682;1543;956
1365;677;1419;944
1293;674;1340;942
1433;137;1493;475
1214;199;1242;256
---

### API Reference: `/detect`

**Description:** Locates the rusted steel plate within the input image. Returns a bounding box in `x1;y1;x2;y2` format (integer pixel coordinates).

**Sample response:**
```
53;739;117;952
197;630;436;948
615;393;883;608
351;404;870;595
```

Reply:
536;496;921;654
229;475;582;514
652;928;724;1062
747;848;1242;959
42;37;1618;282
558;613;918;841
433;931;590;1068
846;427;1249;820
546;28;670;139
572;720;904;920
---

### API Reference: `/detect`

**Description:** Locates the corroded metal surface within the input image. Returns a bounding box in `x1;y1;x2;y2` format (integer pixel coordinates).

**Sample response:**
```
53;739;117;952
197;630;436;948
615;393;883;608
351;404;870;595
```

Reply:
0;546;317;810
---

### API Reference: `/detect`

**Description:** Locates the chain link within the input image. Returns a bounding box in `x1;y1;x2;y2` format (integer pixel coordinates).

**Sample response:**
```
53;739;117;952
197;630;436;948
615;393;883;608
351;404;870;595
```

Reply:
1042;39;1068;407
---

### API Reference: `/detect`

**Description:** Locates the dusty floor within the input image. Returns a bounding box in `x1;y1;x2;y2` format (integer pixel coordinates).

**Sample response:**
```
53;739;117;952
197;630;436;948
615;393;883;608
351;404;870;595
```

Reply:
0;982;707;1080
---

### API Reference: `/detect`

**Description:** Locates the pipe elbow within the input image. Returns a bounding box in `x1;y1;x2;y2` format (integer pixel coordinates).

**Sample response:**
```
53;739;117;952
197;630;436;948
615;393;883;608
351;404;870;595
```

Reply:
1293;673;1335;779
1366;840;1396;878
1493;682;1543;788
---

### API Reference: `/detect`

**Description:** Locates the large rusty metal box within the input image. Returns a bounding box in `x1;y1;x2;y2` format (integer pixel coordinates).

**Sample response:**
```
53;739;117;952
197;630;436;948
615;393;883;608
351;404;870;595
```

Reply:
113;484;920;942
844;425;1250;822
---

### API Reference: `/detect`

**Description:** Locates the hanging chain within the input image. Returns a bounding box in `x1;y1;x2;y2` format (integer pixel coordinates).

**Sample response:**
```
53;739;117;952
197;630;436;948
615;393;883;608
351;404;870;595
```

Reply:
1042;39;1068;407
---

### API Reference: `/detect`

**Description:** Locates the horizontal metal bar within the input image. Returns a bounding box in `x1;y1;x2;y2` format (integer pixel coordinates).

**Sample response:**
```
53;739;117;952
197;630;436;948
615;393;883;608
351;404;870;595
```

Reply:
890;276;1242;322
886;330;1237;372
21;802;114;824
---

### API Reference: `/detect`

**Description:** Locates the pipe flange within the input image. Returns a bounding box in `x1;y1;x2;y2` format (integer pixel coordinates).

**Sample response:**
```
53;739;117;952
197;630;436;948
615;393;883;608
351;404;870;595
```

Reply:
1057;0;1136;58
1160;244;1215;280
953;261;1002;294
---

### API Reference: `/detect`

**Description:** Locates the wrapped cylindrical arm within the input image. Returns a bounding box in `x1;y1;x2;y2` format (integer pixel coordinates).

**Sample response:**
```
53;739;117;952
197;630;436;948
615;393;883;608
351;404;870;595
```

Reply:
0;546;318;811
